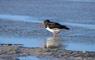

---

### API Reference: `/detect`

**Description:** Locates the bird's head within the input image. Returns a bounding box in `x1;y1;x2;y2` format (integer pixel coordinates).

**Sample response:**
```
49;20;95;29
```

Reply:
43;19;50;24
41;19;50;28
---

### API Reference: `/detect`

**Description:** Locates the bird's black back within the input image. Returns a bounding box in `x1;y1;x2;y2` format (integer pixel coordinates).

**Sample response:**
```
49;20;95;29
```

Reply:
48;22;70;30
44;20;70;30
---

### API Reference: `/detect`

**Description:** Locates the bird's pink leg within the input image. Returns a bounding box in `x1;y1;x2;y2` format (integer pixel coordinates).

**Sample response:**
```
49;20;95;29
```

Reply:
53;32;59;37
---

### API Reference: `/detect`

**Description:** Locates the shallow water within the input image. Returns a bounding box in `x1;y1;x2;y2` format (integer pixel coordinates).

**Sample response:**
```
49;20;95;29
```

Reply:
18;56;39;60
0;1;95;60
0;20;95;51
18;56;95;60
0;36;46;47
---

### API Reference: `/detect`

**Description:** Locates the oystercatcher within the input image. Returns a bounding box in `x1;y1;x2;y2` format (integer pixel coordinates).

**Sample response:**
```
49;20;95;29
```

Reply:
43;19;70;36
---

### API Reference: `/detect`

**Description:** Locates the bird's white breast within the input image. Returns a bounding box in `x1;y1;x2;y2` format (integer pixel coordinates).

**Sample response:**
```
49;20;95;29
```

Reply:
46;27;61;33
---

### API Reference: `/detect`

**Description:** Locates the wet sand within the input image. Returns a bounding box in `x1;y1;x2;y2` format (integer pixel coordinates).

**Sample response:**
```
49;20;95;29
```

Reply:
0;44;95;60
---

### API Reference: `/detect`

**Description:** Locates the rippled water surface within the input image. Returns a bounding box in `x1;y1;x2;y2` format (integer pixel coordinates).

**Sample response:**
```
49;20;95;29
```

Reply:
0;1;95;60
0;19;95;51
18;56;39;60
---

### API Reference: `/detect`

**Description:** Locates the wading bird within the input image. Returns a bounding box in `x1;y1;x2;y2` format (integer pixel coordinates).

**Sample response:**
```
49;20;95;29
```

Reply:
43;19;70;37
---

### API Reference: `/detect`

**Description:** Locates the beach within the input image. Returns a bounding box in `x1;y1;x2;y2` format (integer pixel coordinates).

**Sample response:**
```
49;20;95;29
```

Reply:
0;0;95;60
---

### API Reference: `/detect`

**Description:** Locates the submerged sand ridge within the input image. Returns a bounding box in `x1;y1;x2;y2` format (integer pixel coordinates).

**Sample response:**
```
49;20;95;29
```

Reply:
0;44;95;60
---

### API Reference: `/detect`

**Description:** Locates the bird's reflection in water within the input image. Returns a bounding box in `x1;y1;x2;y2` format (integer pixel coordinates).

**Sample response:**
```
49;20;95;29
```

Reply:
44;36;64;49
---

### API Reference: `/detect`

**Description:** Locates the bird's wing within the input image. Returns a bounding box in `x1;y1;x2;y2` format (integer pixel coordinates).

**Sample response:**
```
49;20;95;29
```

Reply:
48;23;62;29
49;22;70;30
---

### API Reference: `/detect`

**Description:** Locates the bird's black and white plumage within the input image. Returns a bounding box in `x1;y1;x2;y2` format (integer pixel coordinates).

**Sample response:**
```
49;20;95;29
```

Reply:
43;19;70;36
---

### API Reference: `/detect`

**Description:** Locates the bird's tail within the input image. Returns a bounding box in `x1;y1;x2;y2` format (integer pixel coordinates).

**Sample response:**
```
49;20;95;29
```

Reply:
62;25;70;30
65;27;70;30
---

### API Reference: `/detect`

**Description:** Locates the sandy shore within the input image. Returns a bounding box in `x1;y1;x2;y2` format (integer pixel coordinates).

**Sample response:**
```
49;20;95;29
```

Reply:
0;44;95;60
